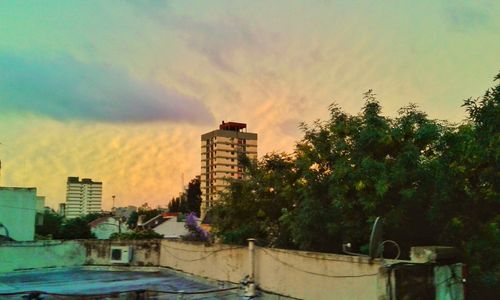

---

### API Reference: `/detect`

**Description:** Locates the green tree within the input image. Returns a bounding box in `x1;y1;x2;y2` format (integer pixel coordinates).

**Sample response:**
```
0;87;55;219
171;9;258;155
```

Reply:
110;230;163;240
429;74;500;298
127;211;139;229
168;177;202;216
210;73;500;298
59;217;95;239
35;210;63;239
211;153;298;247
81;212;108;223
186;177;202;216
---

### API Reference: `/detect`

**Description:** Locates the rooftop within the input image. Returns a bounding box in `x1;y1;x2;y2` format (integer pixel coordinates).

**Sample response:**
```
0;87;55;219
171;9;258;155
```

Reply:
0;266;240;299
219;121;247;132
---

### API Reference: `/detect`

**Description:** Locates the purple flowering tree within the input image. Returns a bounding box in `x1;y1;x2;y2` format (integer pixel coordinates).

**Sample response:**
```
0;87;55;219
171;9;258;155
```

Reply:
182;212;210;242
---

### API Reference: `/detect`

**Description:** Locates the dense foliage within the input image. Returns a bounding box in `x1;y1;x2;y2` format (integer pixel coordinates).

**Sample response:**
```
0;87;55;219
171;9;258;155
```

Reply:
36;211;101;239
211;75;499;298
109;229;163;240
59;217;95;239
35;210;64;239
181;212;210;243
168;177;202;216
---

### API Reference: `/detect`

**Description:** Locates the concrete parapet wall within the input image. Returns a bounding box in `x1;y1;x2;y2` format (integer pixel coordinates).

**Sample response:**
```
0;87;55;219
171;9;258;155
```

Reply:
159;240;248;284
158;240;387;300
255;247;385;300
82;239;161;266
1;239;392;299
0;240;85;272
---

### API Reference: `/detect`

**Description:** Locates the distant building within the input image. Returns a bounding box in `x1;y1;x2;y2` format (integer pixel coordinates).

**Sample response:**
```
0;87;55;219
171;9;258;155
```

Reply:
114;206;137;220
65;177;102;219
35;196;46;226
200;121;257;219
89;216;129;239
58;203;66;217
0;187;37;241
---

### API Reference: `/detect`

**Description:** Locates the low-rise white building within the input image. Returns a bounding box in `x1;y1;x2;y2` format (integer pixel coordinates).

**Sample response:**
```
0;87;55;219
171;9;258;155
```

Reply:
0;187;37;241
89;216;129;240
139;213;199;239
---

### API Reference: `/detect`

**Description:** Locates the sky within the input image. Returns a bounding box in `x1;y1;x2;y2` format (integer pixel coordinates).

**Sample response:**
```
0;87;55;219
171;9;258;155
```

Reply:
0;0;499;210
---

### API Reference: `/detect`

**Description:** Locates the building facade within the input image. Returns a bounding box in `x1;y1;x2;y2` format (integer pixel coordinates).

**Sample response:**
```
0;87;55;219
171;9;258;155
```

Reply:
58;203;66;217
0;187;37;241
65;177;102;219
200;121;257;219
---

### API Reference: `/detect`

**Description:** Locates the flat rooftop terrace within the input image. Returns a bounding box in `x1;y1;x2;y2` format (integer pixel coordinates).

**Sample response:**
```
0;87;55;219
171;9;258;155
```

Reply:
0;267;242;299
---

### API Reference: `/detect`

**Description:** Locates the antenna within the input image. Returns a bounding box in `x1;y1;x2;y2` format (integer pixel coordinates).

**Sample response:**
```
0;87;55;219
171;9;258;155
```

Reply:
369;217;384;259
342;216;385;260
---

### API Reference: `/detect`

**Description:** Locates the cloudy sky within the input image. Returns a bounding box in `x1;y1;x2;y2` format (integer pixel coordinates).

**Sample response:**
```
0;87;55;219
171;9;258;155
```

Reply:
0;1;499;210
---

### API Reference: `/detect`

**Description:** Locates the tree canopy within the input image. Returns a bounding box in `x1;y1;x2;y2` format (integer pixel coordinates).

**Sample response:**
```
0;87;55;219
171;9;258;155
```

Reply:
211;74;500;298
168;177;202;216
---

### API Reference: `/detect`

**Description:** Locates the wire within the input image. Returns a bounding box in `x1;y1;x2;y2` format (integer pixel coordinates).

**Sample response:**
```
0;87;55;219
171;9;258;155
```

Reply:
379;240;401;260
284;247;374;263
0;286;240;297
160;243;245;262
161;245;220;262
0;204;37;211
160;244;243;262
161;242;244;253
259;248;379;278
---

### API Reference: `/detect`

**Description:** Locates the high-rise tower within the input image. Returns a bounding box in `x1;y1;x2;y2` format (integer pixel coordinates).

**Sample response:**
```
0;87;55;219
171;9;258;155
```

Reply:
200;121;257;219
65;177;102;218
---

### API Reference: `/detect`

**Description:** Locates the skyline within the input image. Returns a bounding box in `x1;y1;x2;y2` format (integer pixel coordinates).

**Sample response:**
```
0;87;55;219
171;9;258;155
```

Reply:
0;1;499;210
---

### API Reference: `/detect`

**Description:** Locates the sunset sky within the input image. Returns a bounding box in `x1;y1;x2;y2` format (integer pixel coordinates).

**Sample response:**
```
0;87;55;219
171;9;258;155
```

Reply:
0;1;499;210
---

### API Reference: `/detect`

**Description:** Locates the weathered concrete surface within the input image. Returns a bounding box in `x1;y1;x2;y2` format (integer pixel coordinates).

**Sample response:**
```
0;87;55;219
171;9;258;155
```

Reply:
254;247;385;300
0;240;85;272
159;240;389;300
82;239;161;266
1;239;393;299
0;187;37;241
0;267;239;299
159;240;248;284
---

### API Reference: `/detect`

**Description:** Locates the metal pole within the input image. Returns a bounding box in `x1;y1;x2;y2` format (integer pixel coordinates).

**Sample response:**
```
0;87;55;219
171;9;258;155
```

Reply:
248;238;256;280
245;238;257;297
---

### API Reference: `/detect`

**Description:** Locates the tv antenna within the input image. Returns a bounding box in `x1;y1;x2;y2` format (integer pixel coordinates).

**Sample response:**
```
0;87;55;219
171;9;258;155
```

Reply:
342;217;400;260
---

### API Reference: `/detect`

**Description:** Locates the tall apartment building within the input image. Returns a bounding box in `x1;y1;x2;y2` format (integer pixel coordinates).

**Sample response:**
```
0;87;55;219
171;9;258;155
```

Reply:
200;121;257;219
65;177;102;219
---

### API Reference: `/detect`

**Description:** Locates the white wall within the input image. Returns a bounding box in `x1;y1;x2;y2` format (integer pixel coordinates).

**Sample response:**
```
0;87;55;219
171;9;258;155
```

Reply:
0;187;37;241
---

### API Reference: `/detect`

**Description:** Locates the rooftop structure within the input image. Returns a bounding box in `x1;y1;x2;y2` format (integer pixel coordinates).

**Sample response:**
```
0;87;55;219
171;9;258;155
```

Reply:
200;121;257;219
0;187;37;241
0;239;464;299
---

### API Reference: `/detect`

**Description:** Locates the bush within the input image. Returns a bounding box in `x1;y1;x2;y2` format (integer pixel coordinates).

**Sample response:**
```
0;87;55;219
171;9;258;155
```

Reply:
110;230;163;240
